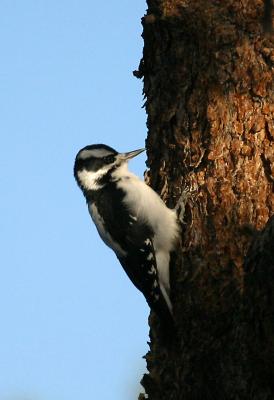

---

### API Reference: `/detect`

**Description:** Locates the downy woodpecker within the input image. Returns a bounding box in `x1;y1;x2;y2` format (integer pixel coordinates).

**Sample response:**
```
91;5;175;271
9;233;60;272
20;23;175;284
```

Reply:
74;144;180;327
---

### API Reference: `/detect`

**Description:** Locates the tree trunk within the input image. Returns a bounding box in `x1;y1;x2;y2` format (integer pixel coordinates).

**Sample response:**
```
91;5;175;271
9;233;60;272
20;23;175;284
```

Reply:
135;1;274;399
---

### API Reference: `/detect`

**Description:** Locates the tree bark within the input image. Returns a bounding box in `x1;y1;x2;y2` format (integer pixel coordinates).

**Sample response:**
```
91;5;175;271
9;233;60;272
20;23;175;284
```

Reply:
135;1;274;399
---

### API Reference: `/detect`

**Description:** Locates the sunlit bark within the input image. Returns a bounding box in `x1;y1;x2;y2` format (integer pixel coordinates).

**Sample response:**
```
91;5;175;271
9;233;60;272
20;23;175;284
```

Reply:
136;1;274;398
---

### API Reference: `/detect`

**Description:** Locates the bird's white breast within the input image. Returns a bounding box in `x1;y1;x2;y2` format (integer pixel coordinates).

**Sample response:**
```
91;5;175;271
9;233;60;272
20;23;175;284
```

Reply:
113;164;180;292
114;166;179;252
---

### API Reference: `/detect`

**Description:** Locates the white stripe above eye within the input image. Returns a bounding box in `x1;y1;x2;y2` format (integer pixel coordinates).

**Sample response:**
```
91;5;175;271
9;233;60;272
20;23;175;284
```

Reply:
77;148;114;160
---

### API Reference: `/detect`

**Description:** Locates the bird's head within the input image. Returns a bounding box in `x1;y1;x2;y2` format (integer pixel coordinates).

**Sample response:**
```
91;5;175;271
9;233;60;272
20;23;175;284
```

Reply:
74;144;145;191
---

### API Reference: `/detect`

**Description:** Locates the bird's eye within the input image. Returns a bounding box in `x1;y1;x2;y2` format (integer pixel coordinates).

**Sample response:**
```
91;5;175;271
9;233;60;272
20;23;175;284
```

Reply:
104;155;115;164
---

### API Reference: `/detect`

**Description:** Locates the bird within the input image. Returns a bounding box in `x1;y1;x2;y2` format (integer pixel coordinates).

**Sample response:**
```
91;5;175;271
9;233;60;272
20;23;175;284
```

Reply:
74;144;180;328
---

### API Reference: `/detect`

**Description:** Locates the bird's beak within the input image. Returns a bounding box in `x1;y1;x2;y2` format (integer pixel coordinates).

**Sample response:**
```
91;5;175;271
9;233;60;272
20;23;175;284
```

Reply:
118;148;146;161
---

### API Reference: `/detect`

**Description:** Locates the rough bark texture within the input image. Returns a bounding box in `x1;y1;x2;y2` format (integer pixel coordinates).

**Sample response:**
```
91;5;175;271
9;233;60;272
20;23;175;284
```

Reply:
135;1;274;399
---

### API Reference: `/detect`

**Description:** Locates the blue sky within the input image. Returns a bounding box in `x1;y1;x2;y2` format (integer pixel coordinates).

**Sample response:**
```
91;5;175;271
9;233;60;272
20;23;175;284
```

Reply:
0;1;148;399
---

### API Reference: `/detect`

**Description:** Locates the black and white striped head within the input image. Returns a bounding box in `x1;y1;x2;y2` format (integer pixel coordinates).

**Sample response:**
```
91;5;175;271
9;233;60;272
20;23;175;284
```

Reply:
74;144;145;191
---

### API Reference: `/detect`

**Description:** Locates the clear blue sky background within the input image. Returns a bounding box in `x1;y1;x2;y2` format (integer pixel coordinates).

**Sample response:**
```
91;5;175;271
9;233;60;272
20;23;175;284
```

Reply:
0;1;148;399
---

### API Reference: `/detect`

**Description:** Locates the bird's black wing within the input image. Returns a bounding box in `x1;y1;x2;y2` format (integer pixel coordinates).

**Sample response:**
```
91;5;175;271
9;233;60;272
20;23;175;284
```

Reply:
87;184;173;326
117;237;174;328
